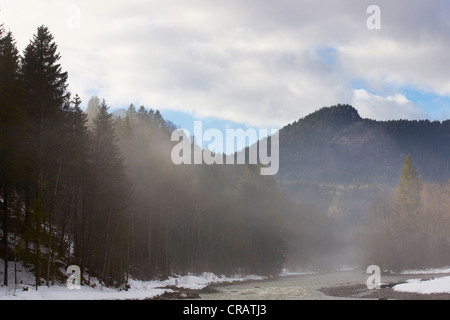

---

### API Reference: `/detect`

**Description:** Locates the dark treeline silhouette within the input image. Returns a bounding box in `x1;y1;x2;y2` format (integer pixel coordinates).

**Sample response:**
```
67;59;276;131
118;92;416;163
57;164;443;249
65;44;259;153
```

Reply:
2;24;326;287
0;24;133;287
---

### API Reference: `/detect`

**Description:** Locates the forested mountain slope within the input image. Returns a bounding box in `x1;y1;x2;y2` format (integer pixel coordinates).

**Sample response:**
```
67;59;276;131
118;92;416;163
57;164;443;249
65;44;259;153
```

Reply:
270;105;450;224
278;104;450;186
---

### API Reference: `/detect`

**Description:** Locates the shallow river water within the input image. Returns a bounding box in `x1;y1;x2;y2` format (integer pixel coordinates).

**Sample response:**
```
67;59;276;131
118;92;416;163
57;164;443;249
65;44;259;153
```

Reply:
200;271;413;300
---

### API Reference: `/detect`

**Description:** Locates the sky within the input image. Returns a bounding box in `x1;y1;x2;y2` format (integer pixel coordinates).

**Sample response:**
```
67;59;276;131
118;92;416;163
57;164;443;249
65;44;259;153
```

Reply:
1;0;450;136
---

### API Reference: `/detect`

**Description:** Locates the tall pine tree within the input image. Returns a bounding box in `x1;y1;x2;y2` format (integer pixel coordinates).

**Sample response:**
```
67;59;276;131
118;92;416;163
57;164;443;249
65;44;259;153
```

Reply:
397;154;423;267
90;100;130;285
22;25;69;289
398;154;423;214
0;25;25;286
59;94;91;276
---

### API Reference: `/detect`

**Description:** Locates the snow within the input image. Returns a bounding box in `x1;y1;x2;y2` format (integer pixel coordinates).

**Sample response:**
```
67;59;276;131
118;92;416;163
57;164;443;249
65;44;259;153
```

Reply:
0;282;170;300
0;259;265;300
393;276;450;294
163;272;266;290
279;268;316;276
399;266;450;275
392;266;450;295
334;265;358;272
0;260;36;288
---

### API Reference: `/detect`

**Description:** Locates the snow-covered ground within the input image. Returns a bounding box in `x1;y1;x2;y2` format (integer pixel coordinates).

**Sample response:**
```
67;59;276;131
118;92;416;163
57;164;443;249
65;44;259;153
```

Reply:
393;266;450;294
398;266;450;275
161;272;265;290
0;259;265;300
394;276;450;294
0;281;170;300
3;258;449;298
279;268;316;276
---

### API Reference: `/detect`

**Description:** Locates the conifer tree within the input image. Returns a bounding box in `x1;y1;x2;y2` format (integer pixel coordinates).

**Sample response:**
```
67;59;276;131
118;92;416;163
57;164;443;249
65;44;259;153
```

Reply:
0;25;25;286
60;94;91;273
398;154;423;214
22;25;69;289
22;25;69;119
396;154;423;267
90;100;130;285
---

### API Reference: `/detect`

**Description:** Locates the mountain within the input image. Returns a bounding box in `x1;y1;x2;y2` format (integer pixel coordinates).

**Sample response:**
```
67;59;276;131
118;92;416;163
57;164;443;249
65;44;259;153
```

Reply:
278;104;450;185
272;104;450;223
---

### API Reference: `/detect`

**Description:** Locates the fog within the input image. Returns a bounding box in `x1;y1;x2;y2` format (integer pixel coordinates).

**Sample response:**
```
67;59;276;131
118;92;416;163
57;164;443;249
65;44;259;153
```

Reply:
1;11;450;292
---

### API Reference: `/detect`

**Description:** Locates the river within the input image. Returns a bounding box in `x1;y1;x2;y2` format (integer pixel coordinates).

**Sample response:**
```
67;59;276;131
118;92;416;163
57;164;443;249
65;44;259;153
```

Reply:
200;271;414;300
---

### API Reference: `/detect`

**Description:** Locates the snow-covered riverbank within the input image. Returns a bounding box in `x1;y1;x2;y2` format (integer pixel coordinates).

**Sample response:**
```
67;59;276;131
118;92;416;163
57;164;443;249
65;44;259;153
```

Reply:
0;274;267;300
389;266;450;295
393;276;450;294
319;266;450;299
391;266;450;295
0;259;266;300
2;259;449;299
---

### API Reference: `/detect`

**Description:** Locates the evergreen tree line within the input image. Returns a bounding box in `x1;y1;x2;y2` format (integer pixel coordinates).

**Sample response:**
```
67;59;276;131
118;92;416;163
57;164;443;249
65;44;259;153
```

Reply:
112;101;292;279
363;155;450;271
0;24;133;287
1;25;301;287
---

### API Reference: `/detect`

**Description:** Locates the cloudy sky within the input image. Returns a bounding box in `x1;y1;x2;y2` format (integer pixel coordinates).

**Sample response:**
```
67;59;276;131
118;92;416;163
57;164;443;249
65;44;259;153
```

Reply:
1;0;450;132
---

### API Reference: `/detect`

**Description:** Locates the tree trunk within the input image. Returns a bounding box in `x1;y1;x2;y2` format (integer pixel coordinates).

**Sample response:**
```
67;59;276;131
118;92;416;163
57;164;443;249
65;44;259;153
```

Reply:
3;186;8;286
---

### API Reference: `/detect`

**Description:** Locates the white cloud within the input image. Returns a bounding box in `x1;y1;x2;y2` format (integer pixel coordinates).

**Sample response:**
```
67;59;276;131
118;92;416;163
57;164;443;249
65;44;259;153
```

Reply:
1;0;449;127
352;89;427;121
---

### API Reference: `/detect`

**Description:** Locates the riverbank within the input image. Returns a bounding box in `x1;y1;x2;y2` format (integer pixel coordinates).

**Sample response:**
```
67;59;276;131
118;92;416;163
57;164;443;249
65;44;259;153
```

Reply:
2;260;449;300
319;282;450;300
152;271;314;299
199;269;450;300
319;269;450;300
0;259;267;300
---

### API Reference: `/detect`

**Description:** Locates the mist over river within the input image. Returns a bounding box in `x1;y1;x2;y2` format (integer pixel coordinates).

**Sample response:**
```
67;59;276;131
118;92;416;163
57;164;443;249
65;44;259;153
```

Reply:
199;271;418;300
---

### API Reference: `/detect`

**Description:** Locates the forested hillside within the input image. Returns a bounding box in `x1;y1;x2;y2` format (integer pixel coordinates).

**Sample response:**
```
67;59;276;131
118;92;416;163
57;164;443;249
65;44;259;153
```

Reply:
2;24;334;288
275;104;450;224
279;104;450;185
